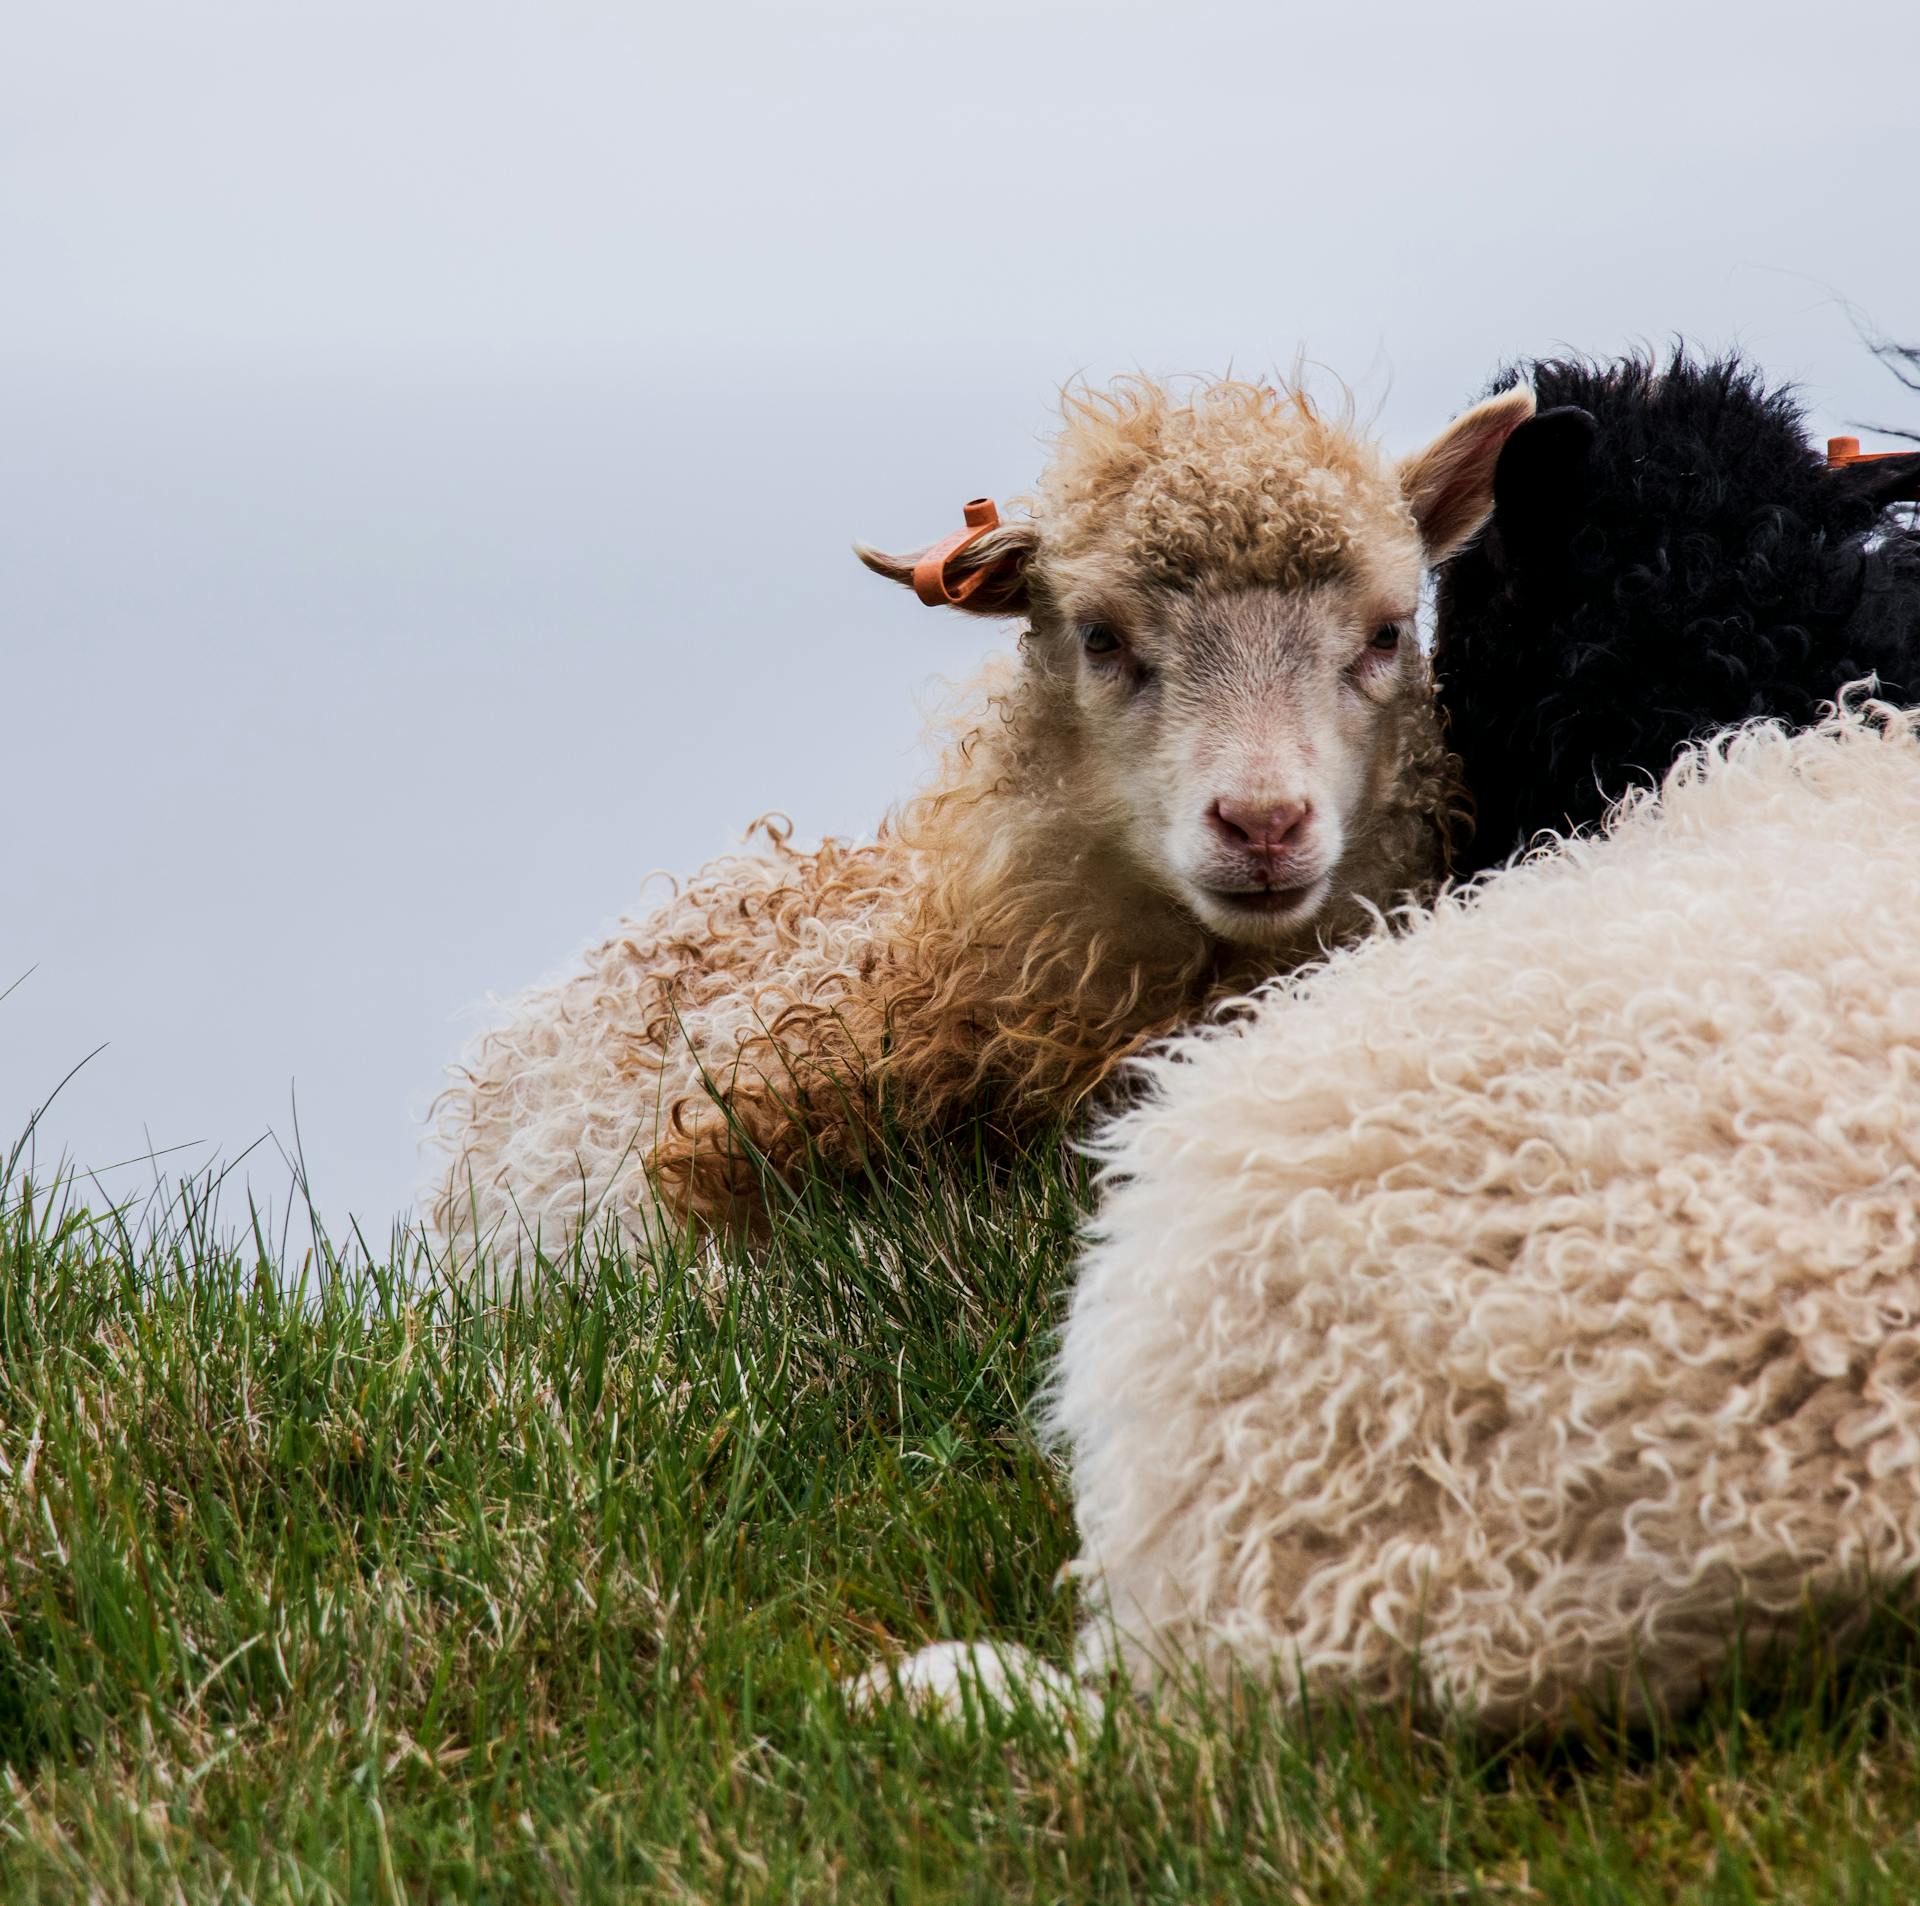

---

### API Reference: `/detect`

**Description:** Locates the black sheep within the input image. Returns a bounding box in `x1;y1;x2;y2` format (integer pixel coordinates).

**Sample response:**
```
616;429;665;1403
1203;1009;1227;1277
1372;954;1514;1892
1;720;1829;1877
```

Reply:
1432;352;1920;880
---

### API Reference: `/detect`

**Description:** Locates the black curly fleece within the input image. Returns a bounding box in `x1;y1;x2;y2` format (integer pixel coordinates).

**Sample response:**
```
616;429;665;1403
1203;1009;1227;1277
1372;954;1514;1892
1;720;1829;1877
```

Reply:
1433;352;1920;880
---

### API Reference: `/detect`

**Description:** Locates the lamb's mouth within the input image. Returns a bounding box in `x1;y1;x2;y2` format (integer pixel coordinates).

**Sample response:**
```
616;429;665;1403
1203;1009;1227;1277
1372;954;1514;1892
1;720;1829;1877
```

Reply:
1199;876;1329;918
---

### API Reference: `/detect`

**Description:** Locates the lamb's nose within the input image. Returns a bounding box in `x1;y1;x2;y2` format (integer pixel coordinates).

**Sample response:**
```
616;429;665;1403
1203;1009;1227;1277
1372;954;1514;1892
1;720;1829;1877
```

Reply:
1209;795;1311;855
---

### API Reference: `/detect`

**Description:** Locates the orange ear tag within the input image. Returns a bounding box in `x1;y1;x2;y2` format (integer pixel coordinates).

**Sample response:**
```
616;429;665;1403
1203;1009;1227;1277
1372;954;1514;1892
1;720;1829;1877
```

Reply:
1828;436;1920;500
912;498;1001;607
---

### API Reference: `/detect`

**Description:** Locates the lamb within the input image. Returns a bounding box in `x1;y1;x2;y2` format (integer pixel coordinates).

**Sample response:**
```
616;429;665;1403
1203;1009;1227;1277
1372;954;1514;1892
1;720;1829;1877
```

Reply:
428;376;1533;1258
1037;696;1920;1731
1432;351;1920;879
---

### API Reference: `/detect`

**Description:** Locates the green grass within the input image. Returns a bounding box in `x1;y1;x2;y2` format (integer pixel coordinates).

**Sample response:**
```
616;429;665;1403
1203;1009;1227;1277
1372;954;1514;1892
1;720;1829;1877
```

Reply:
5;1134;1920;1903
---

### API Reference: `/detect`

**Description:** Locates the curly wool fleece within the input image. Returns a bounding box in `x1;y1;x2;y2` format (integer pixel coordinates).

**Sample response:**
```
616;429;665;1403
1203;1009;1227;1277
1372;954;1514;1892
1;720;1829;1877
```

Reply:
1054;698;1920;1729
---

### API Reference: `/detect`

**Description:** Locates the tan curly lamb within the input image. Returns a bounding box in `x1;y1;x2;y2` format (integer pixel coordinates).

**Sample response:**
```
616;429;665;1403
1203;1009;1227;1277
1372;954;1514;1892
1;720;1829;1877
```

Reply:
428;375;1532;1258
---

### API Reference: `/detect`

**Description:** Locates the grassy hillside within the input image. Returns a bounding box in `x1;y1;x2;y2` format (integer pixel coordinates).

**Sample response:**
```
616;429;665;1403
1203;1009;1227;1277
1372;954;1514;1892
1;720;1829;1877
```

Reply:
3;1138;1920;1903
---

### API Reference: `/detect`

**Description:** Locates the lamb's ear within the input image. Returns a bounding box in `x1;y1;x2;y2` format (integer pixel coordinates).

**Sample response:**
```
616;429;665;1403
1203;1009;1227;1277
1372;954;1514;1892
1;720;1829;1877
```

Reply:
1489;405;1597;561
1827;447;1920;513
1398;385;1537;563
854;502;1037;617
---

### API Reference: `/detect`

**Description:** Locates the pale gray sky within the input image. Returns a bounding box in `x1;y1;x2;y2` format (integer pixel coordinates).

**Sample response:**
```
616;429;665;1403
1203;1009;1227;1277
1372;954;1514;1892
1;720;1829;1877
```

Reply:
4;0;1918;1234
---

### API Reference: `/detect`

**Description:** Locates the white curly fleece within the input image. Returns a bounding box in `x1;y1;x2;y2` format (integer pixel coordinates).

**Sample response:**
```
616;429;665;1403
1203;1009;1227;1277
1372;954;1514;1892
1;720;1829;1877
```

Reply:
1051;698;1920;1728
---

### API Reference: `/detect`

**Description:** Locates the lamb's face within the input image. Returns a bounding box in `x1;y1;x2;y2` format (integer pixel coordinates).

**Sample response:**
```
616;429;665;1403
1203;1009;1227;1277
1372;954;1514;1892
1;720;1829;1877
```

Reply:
1032;549;1428;947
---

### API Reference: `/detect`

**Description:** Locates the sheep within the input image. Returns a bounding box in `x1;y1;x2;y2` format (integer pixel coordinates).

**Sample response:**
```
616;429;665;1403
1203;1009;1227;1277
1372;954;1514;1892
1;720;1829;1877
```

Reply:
1432;350;1920;879
427;376;1534;1258
1024;695;1920;1732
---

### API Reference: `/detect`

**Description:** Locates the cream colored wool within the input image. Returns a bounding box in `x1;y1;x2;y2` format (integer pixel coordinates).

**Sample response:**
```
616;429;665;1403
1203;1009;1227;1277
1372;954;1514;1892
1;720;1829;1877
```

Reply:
1053;699;1920;1729
428;376;1528;1259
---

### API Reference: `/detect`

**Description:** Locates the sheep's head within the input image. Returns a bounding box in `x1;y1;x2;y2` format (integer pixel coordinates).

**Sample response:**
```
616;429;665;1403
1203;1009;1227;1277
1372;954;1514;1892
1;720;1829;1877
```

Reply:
859;376;1531;947
1431;352;1920;877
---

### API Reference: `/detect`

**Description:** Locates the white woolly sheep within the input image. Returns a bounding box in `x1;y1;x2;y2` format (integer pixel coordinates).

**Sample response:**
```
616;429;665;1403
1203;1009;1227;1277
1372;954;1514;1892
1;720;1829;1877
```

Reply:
1009;695;1920;1732
428;376;1532;1257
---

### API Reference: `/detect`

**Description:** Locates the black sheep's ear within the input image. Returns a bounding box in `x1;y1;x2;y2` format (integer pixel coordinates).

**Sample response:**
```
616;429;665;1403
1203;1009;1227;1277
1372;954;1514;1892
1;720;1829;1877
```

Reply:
1490;406;1597;562
1827;447;1920;513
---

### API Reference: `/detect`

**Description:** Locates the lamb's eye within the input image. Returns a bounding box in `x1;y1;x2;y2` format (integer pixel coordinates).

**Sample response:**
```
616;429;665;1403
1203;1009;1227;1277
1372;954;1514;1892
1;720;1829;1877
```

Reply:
1081;623;1122;657
1371;624;1402;651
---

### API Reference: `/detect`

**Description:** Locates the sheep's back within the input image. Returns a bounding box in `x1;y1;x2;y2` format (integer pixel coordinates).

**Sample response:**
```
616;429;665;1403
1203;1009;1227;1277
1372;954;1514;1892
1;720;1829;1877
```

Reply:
1059;704;1920;1726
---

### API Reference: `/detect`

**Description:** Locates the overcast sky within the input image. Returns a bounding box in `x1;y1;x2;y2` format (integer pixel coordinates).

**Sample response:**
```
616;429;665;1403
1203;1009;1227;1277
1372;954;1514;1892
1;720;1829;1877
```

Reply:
4;0;1918;1238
